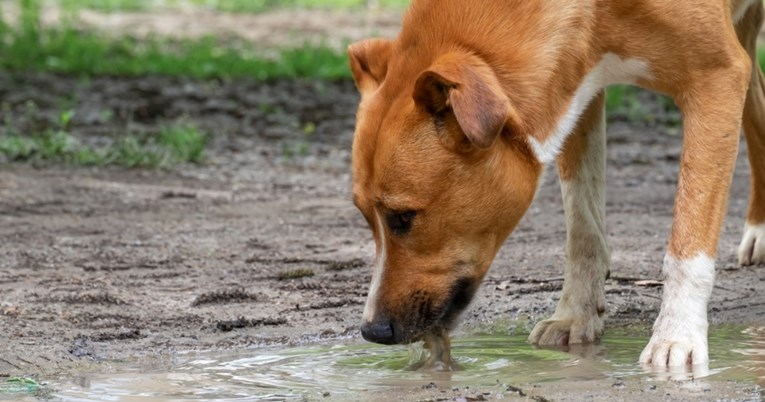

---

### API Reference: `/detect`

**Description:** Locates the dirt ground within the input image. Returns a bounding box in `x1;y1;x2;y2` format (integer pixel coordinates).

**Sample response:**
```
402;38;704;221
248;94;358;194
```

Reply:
0;72;764;400
0;6;763;400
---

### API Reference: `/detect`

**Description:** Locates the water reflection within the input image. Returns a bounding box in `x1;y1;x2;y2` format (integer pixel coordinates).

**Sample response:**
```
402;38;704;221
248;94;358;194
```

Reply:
734;326;765;387
6;326;762;401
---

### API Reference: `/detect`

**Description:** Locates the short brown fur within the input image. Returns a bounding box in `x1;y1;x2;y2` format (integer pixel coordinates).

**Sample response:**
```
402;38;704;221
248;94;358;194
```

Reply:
349;0;764;365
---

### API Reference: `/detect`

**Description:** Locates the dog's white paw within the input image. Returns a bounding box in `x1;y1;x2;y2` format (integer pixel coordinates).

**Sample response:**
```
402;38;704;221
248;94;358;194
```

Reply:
739;223;765;266
639;327;708;367
640;254;714;368
528;315;604;346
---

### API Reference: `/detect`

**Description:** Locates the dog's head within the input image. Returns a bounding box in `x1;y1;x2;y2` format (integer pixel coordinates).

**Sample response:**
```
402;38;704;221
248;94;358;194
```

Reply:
349;39;543;345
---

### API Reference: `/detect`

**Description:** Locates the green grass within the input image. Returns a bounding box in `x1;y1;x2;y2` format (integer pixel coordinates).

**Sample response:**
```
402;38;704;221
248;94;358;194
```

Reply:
0;0;756;133
0;123;208;167
758;47;765;73
0;0;351;80
606;84;651;120
0;377;45;394
3;0;757;87
605;85;636;114
606;84;681;126
0;28;350;80
60;0;149;12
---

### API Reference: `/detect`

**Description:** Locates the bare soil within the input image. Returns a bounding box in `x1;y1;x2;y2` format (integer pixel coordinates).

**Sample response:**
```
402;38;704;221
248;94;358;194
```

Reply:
0;72;763;400
0;4;403;50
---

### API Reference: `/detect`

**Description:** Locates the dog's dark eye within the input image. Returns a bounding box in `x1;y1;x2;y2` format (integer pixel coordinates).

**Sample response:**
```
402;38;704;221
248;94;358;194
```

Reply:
386;211;416;235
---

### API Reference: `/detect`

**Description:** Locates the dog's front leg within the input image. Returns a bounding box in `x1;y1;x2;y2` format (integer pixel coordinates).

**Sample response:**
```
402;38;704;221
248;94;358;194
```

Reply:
529;92;610;346
640;59;751;368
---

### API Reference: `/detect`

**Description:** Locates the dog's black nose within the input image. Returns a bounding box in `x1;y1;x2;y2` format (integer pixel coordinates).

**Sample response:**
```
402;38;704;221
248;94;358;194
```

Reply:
361;319;396;344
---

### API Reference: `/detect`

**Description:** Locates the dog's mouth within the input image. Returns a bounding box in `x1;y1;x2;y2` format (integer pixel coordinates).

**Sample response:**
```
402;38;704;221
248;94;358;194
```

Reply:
403;277;478;344
362;276;478;347
439;277;477;327
406;279;476;371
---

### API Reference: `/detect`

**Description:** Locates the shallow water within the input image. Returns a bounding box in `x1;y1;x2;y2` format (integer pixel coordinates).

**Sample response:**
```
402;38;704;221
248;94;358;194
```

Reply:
5;326;764;401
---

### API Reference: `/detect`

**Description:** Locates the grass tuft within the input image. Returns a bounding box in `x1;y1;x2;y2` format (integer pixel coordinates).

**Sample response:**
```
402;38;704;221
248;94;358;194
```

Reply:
0;124;208;167
159;124;207;163
0;377;45;394
277;268;315;280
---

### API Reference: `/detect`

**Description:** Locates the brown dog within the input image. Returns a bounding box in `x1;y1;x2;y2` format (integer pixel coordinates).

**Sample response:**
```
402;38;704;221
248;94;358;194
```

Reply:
349;0;765;370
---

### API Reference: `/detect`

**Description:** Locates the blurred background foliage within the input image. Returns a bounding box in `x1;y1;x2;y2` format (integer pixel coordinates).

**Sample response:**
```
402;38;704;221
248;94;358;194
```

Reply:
0;0;407;79
58;0;409;12
0;0;755;166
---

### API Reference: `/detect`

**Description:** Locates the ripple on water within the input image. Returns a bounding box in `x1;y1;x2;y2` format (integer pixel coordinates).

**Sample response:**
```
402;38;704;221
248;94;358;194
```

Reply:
11;326;765;401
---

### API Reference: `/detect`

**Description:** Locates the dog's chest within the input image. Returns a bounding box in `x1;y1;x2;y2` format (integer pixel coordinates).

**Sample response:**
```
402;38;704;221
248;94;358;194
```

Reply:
529;54;653;164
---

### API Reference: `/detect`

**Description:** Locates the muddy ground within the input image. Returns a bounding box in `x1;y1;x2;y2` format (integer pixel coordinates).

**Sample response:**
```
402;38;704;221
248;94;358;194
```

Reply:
0;72;763;400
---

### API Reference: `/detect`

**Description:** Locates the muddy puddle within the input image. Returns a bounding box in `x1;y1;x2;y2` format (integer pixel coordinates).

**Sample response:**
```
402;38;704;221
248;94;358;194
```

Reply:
3;326;763;401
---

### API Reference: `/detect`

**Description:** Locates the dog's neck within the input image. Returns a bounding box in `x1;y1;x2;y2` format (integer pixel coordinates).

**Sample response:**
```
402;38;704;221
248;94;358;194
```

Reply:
394;0;655;163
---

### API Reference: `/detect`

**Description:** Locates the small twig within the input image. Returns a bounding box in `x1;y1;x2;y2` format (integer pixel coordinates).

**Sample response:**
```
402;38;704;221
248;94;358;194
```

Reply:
0;358;21;370
515;276;564;284
634;280;663;287
721;302;765;311
638;292;662;300
609;275;657;283
15;357;37;368
510;283;563;295
713;284;736;292
505;384;527;396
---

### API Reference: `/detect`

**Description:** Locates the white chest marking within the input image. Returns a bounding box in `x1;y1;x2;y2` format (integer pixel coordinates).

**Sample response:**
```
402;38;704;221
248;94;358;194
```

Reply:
529;53;653;164
362;211;387;322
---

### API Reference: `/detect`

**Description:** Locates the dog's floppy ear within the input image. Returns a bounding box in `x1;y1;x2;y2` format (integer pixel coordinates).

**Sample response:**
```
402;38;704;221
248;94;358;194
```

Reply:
414;53;519;149
348;39;393;95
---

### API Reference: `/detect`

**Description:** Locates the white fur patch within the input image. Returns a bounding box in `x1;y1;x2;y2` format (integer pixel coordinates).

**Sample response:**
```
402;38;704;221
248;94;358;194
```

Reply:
529;53;652;164
639;254;715;368
363;211;387;322
738;222;765;266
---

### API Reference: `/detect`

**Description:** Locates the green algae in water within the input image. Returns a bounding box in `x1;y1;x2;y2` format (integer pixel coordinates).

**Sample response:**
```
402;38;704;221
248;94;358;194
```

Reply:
336;325;763;384
337;332;639;385
0;377;45;394
47;326;765;401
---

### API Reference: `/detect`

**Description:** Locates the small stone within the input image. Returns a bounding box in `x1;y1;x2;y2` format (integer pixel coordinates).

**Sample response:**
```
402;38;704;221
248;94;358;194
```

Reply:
506;385;526;396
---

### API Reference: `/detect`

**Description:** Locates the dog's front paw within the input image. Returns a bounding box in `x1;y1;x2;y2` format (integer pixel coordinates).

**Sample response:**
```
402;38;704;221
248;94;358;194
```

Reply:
639;336;708;367
739;223;765;266
528;315;604;346
641;254;714;369
639;315;708;367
